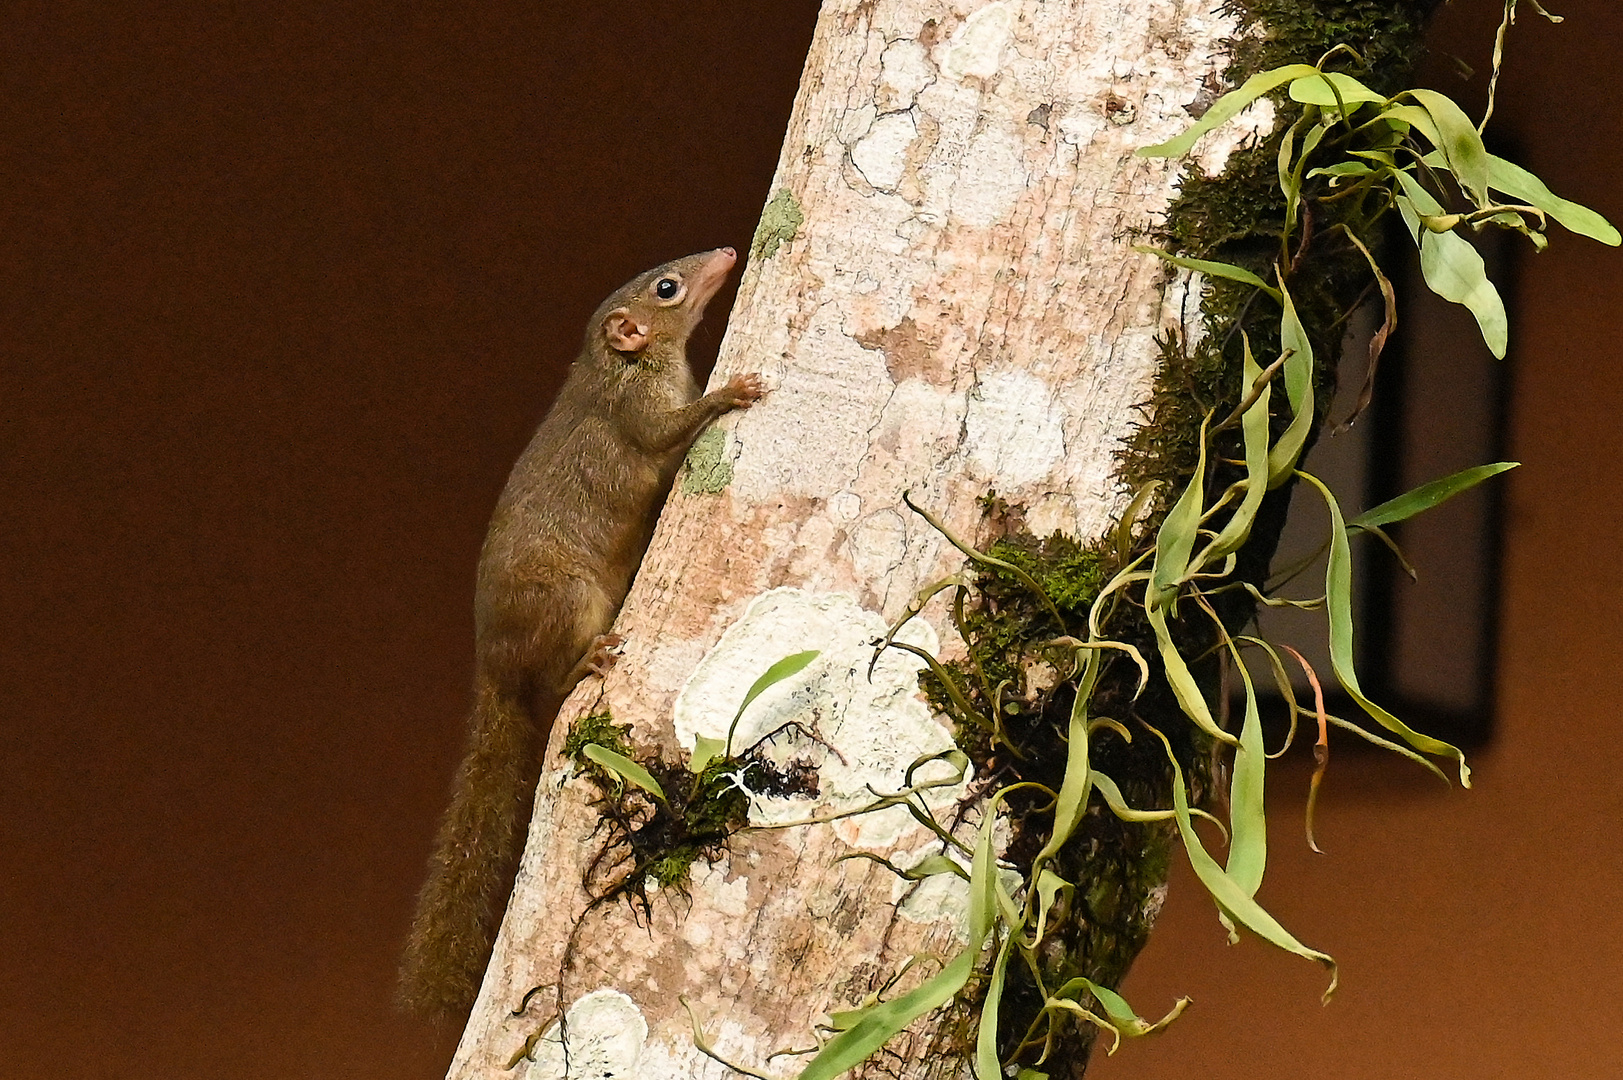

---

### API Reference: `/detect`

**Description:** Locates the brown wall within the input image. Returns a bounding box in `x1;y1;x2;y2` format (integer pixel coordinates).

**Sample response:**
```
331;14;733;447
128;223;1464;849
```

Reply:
2;2;1616;1078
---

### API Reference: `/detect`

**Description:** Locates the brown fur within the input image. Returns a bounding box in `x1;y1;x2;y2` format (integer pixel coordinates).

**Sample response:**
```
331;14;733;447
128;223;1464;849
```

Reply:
398;249;765;1020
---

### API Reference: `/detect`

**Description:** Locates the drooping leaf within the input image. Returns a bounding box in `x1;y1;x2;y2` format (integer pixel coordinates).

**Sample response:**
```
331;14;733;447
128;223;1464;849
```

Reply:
1201;334;1271;561
1149;413;1210;608
1224;649;1268;901
1394;172;1508;358
1086;981;1190;1042
1093;769;1229;839
1144;416;1237;746
1031;649;1099;871
1485;154;1619;244
1148;605;1237;746
1146;725;1338;999
1406;88;1492;204
1323;712;1448;783
1296;470;1470;786
1424;150;1620;245
975;935;1016;1080
1042;979;1189;1057
1419;226;1507;358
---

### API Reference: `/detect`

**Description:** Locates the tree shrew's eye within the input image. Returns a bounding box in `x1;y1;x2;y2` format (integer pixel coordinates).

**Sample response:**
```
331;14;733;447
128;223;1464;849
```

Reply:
655;277;680;300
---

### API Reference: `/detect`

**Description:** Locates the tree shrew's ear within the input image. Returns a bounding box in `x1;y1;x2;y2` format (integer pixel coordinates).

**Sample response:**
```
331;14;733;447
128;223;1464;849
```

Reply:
603;309;649;354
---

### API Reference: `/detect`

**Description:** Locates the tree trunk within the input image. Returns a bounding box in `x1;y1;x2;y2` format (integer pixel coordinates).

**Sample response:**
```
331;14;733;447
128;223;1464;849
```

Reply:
450;1;1266;1076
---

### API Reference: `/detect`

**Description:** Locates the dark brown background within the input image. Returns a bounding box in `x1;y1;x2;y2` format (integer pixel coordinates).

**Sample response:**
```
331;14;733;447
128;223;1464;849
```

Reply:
2;3;1617;1078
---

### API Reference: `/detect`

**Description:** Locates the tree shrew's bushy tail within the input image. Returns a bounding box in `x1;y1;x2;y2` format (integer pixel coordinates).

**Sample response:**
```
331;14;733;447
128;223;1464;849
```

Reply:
397;676;548;1020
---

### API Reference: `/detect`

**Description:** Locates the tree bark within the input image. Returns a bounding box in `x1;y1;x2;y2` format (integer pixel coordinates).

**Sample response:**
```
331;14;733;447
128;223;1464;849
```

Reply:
449;1;1265;1076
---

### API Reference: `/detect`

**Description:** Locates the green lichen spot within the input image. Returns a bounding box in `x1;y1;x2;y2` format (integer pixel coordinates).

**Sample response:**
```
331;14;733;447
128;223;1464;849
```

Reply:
749;188;804;263
682;426;734;494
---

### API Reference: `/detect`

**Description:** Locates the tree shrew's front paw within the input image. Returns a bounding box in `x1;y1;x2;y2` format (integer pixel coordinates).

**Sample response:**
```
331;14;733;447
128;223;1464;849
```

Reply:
582;633;624;678
724;372;768;407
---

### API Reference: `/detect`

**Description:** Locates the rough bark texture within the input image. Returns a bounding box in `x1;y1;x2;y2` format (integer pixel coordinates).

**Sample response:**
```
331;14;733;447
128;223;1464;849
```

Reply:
448;2;1263;1076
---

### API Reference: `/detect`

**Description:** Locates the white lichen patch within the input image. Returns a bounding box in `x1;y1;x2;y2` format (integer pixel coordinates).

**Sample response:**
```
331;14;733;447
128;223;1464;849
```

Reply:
939;2;1014;81
878;38;933;111
673;588;962;846
518;989;647;1080
963;368;1067;488
851;109;919;191
896;868;973;930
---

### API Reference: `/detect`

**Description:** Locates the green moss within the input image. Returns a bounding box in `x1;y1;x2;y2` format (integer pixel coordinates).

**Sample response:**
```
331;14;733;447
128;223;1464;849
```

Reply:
564;711;633;762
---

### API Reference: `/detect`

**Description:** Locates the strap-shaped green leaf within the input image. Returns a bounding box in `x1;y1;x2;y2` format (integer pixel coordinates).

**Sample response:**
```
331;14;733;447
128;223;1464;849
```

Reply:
1048;977;1190;1055
1147;603;1236;746
1266;281;1316;488
738;649;819;716
797;782;1016;1080
1224;648;1268;900
1424;150;1620;245
1375;102;1442;148
1201;335;1272;561
1092;769;1229;837
580;744;667;803
1133;247;1281;301
1287;71;1385;110
726;649;820;755
1349;462;1519;529
974;934;1017;1080
1138;64;1320;158
1308;160;1376;180
796;949;976;1080
1030;648;1097;871
1149;414;1210;609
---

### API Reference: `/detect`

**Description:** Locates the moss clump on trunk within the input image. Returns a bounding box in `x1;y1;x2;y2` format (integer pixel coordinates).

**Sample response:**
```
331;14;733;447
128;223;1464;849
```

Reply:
927;3;1442;1073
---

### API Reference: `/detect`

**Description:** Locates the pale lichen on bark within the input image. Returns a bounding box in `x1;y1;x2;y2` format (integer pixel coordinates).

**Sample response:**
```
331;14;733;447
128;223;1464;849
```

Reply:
447;3;1258;1076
